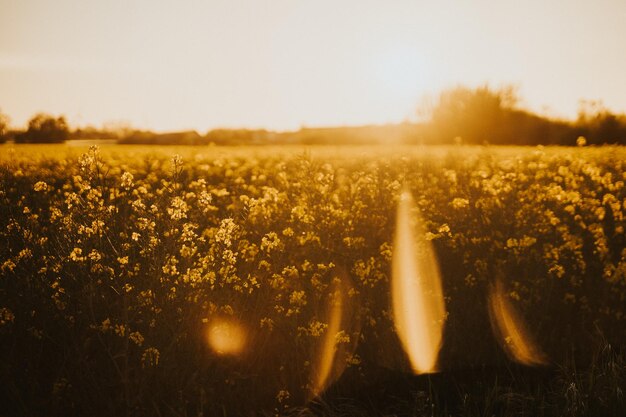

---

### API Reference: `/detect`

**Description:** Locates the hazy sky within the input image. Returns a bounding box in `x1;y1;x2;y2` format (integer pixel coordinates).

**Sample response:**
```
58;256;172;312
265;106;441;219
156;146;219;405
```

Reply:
1;0;625;131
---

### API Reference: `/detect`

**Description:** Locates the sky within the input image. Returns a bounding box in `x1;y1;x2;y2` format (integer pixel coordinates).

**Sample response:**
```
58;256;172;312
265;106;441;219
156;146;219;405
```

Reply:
1;0;625;132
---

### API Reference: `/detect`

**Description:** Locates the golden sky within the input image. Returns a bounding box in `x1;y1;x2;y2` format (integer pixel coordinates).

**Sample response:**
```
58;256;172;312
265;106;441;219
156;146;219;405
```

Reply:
1;0;625;131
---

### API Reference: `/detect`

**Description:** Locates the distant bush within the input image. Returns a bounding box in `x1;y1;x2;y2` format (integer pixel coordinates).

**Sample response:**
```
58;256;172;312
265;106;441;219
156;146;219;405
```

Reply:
118;130;202;145
203;128;275;145
576;100;626;145
0;110;9;144
14;113;69;143
423;86;626;145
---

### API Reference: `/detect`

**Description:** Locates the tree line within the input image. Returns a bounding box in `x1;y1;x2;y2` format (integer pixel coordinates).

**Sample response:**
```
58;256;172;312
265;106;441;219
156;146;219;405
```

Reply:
2;86;626;145
0;113;70;144
421;86;626;146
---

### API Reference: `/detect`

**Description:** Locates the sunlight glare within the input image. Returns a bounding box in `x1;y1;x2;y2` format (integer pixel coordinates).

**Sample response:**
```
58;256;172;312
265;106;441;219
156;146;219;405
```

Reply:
391;189;446;374
206;318;247;356
308;271;357;399
488;279;548;366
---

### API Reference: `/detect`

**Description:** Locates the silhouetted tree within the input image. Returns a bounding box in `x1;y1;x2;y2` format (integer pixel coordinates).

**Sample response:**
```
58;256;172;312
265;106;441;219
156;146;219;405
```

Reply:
15;113;70;143
577;101;626;145
422;85;607;145
427;85;520;144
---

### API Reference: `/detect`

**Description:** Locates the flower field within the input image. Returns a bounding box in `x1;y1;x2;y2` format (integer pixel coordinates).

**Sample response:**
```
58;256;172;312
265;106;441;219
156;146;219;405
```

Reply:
1;144;625;416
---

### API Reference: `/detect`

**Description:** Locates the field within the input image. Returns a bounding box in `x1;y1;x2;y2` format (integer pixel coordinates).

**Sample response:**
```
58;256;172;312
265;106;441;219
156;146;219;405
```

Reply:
1;144;625;416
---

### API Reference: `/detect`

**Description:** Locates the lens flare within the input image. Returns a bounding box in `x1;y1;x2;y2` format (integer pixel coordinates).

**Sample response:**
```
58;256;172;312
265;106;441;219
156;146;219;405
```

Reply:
488;279;548;366
310;280;344;398
391;189;446;374
206;318;247;356
308;271;358;400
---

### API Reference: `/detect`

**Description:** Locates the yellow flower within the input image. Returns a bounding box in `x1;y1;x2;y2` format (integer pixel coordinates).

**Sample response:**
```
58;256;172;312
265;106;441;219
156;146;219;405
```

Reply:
0;308;15;326
69;247;85;262
451;197;469;209
276;390;290;404
33;181;48;192
120;171;134;189
129;331;144;346
100;318;111;332
141;347;160;368
114;324;127;337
